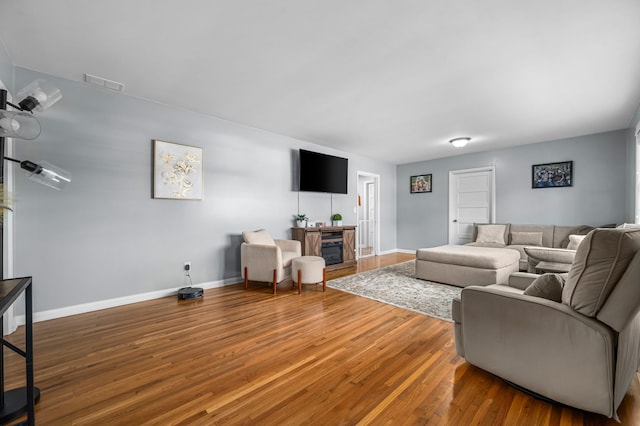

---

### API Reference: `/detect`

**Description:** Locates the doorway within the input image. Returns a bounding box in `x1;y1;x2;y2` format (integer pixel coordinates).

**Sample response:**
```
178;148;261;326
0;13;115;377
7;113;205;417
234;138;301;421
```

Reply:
448;166;496;244
357;172;380;258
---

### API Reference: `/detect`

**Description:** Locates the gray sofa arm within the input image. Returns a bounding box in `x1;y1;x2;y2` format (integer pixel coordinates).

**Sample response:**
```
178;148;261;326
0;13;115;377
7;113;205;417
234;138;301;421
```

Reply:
524;247;576;273
508;272;538;290
461;285;617;418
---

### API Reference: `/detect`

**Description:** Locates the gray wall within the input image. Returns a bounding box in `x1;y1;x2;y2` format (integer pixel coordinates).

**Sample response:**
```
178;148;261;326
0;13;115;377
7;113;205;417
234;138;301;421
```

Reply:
397;130;630;250
0;40;13;92
9;67;396;314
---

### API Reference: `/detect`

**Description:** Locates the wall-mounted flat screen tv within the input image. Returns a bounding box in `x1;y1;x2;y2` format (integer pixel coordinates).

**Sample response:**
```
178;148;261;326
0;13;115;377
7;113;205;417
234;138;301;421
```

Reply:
299;149;348;194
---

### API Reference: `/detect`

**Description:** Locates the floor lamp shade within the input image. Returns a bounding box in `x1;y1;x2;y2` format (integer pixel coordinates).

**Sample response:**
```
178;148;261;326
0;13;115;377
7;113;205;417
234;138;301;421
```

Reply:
22;160;71;190
16;79;62;112
0;110;41;140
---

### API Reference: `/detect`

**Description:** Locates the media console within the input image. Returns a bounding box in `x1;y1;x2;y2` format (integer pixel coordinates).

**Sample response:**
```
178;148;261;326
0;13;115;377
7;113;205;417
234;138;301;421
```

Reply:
291;226;357;271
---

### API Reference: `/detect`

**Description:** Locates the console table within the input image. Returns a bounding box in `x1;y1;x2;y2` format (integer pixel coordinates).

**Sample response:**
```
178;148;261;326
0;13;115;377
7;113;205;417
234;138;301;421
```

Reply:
0;277;38;425
292;226;357;271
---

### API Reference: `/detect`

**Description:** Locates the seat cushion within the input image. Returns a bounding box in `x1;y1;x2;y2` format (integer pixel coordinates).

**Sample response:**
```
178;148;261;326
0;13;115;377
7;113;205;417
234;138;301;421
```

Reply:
562;228;640;317
416;245;520;269
242;229;276;246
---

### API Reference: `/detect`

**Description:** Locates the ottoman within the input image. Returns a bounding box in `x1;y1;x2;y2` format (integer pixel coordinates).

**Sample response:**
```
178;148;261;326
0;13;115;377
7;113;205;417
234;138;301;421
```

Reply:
292;256;326;294
415;245;520;287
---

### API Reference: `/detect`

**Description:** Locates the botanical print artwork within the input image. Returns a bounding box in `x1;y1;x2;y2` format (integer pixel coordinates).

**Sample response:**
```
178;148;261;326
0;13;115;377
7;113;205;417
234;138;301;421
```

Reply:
153;140;203;199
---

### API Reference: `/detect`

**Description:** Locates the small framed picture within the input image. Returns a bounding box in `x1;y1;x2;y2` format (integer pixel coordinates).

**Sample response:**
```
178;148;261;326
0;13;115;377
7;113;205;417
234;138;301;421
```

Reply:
153;140;204;199
532;161;573;188
410;174;432;193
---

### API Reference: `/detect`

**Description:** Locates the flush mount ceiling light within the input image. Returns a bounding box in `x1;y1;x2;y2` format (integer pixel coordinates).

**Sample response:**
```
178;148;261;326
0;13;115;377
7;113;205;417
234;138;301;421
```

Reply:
449;137;471;148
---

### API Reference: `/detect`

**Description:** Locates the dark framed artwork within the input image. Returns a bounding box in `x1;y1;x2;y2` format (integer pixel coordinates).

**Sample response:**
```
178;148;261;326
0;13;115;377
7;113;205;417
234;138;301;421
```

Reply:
532;161;573;188
153;139;203;199
410;174;432;193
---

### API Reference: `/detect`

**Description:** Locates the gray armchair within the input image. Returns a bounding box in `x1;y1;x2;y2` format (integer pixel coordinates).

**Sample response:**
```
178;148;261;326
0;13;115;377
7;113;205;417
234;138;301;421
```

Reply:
241;229;301;294
453;228;640;419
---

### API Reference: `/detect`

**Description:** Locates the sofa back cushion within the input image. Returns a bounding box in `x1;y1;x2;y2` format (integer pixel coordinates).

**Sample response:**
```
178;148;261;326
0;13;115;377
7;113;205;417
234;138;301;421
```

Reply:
242;229;276;246
510;231;543;246
509;224;554;247
562;228;640;317
475;224;508;245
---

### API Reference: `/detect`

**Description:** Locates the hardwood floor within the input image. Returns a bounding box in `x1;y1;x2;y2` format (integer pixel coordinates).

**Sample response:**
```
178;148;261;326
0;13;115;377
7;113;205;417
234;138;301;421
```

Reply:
5;252;640;425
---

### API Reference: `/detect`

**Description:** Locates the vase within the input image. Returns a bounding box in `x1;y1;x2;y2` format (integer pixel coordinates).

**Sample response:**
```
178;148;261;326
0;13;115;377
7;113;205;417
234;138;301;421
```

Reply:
296;220;306;228
332;220;342;227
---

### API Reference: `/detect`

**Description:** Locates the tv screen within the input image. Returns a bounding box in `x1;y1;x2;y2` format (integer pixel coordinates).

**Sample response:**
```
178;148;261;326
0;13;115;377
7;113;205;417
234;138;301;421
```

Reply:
299;149;348;194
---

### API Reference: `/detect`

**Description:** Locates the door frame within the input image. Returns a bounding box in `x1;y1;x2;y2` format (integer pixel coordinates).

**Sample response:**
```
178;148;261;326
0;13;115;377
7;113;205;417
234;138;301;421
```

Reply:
356;171;380;259
448;166;496;244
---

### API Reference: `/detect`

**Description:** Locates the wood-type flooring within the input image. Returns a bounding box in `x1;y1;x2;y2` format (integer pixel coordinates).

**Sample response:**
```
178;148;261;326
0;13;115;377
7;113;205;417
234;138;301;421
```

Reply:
4;252;640;425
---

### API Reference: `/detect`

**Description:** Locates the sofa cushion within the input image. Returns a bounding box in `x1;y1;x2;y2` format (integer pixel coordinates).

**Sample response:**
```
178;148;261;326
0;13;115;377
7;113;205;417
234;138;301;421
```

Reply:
416;245;520;269
524;273;566;302
567;234;586;250
510;231;543;246
510;224;554;247
562;228;640;317
242;229;276;246
476;224;507;245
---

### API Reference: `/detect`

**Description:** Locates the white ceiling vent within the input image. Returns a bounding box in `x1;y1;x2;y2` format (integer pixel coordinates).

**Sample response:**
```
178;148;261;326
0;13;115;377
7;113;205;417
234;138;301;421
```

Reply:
84;73;125;92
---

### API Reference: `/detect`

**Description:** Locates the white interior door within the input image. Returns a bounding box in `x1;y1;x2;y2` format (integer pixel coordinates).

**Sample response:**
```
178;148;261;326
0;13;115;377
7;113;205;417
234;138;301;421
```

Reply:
357;172;380;258
449;166;496;244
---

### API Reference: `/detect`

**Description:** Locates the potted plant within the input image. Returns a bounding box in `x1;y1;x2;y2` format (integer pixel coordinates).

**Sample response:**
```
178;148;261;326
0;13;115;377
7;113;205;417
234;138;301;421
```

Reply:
294;213;308;228
331;213;342;227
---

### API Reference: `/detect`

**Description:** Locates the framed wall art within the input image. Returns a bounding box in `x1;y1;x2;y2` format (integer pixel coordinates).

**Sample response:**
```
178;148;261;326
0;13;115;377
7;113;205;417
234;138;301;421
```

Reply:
532;161;573;189
153;139;203;200
410;174;432;193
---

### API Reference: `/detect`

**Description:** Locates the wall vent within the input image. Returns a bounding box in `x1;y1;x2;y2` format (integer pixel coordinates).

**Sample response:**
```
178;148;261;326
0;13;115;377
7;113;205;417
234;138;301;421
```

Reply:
84;73;125;92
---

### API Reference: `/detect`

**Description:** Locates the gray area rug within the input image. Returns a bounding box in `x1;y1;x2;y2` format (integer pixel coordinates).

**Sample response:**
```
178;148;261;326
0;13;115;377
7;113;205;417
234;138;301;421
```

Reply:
327;260;461;321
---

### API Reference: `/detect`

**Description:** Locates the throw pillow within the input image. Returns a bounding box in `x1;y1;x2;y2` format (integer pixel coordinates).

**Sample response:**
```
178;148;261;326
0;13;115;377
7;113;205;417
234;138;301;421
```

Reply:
510;231;543;246
524;273;567;302
476;224;507;245
242;229;276;245
567;234;586;250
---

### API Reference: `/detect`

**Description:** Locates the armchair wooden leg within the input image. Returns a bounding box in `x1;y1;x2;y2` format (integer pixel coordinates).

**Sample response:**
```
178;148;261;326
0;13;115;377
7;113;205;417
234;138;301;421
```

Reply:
273;269;277;295
244;267;248;290
298;269;302;294
322;267;326;292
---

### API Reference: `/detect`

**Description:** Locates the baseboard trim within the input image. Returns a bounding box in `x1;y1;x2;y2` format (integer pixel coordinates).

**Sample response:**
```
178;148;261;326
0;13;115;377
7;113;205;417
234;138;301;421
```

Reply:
395;248;416;254
15;276;242;326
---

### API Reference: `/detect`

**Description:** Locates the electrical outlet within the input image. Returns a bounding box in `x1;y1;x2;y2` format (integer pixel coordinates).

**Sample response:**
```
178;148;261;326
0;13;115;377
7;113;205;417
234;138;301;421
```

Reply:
184;261;191;272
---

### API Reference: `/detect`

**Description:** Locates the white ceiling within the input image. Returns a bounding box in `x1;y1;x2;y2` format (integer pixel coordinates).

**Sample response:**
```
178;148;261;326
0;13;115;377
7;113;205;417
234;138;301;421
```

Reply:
1;0;640;164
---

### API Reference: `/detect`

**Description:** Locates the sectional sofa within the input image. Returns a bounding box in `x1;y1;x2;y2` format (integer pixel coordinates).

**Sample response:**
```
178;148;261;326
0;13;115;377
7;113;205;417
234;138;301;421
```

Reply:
415;223;597;286
465;223;596;271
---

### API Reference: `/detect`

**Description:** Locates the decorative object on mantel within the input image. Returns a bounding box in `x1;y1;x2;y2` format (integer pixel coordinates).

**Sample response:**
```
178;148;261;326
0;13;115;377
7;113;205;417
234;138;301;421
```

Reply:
532;160;573;188
410;174;432;193
331;213;342;226
153;140;203;200
294;213;308;228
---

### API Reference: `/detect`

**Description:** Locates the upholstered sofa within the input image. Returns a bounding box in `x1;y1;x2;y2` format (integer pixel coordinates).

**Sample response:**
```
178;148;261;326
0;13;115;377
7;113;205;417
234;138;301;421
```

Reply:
466;223;596;271
452;227;640;419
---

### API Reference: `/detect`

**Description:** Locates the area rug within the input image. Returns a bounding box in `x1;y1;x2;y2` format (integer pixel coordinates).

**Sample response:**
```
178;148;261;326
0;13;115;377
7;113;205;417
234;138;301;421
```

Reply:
327;260;461;321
